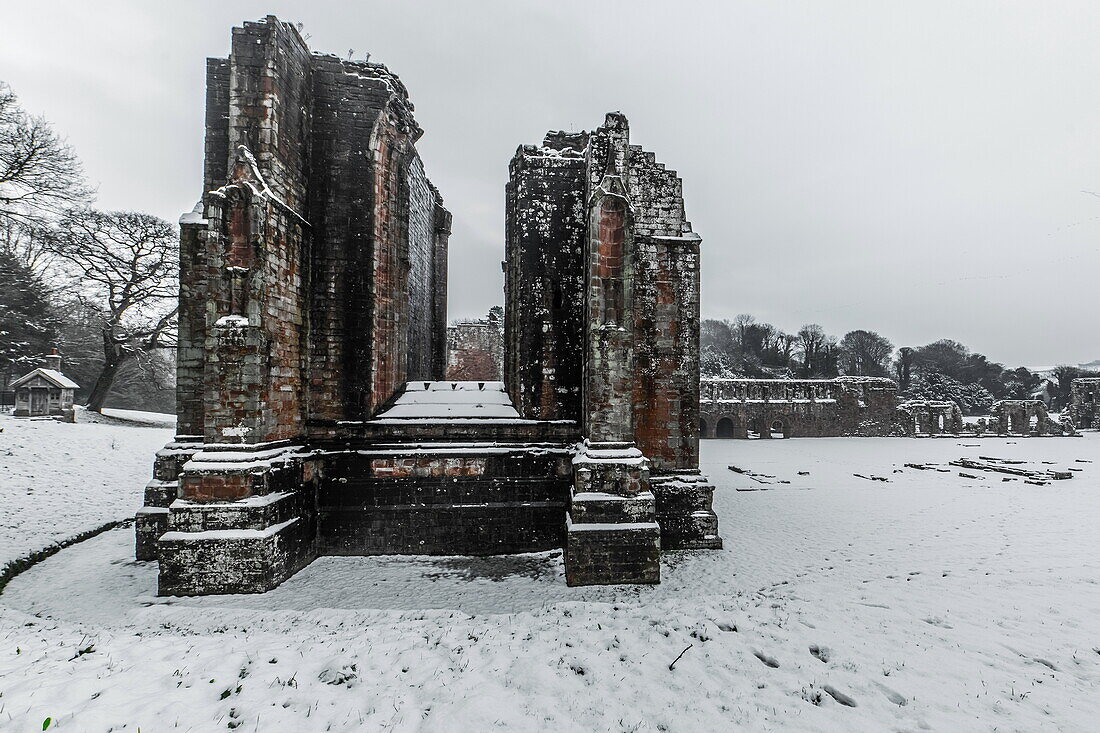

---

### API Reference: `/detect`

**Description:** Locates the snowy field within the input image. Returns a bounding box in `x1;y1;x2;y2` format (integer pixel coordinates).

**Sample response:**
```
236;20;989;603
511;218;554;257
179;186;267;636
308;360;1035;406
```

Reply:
0;415;1098;731
0;409;174;564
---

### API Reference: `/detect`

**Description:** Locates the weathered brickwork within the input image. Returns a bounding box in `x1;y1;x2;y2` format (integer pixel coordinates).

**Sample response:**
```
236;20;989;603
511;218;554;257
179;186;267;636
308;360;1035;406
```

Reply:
446;308;504;381
505;113;722;586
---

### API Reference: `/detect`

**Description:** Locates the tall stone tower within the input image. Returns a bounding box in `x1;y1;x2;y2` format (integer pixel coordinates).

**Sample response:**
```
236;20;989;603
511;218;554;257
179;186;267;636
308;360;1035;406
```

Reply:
135;16;451;594
505;113;722;585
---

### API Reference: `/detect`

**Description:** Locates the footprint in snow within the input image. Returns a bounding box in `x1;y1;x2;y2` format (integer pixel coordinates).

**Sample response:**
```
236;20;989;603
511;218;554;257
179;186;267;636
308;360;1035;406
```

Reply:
808;644;831;663
822;685;857;707
752;650;780;668
873;681;908;706
922;616;953;629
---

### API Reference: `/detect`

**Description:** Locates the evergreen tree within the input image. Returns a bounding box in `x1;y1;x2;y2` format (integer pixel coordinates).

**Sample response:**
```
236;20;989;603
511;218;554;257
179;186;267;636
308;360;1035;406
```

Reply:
0;244;59;387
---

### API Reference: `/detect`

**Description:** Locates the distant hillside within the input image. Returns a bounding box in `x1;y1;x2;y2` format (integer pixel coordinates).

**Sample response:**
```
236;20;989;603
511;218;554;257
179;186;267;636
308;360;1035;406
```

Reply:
1028;361;1100;377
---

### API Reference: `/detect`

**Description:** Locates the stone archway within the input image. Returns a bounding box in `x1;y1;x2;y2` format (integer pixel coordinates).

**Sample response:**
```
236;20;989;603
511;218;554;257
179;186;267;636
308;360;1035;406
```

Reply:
699;418;709;438
716;417;737;439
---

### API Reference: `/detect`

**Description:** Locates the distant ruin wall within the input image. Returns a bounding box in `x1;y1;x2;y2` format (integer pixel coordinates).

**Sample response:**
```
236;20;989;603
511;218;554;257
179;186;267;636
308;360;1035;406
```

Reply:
1071;377;1100;429
700;377;903;438
446;310;504;381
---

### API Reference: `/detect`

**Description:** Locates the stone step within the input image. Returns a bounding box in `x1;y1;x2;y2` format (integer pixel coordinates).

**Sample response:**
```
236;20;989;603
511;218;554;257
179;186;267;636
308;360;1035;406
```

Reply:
167;490;304;533
570;490;655;524
143;479;178;508
322;450;572;481
135;506;169;561
651;475;722;550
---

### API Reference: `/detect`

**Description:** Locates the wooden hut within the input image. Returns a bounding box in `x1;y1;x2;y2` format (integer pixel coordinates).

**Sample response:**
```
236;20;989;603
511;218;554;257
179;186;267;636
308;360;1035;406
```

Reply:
11;350;79;417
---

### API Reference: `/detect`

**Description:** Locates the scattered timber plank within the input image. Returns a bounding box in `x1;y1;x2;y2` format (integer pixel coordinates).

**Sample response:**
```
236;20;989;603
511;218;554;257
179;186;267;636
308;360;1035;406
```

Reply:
952;458;1073;482
979;456;1026;465
727;465;770;484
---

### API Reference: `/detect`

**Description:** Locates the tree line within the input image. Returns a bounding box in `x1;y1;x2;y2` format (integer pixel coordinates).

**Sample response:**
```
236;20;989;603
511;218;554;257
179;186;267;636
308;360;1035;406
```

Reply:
701;315;1095;414
0;82;177;412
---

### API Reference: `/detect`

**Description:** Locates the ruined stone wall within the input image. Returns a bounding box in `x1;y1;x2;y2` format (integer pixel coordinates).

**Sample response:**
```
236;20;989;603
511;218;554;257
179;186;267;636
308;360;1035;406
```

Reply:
304;54;392;426
227;19;313;208
1071;377;1100;429
626;144;700;471
446;311;504;381
505;114;703;471
173;17;450;441
431;204;451;378
174;57;229;438
175;219;206;438
504;137;587;421
700;377;902;438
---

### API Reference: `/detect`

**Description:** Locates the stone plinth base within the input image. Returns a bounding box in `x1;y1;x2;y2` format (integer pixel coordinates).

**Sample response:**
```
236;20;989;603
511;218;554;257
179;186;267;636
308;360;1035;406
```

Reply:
158;515;315;596
565;519;660;586
153;444;318;595
317;443;572;556
565;441;662;585
134;438;201;560
651;471;723;550
135;507;168;560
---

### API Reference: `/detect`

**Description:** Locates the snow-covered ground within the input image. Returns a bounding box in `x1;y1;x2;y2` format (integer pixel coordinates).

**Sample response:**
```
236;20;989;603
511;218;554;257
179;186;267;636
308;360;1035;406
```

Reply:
0;410;173;564
0;414;1098;731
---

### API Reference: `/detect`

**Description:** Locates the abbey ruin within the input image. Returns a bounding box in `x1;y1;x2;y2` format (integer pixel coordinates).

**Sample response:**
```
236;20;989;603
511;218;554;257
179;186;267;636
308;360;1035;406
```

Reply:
1071;377;1100;429
700;377;1074;438
135;16;719;595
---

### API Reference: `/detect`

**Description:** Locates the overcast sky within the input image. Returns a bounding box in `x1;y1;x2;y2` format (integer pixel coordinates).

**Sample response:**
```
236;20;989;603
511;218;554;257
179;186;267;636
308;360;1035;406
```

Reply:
3;1;1098;367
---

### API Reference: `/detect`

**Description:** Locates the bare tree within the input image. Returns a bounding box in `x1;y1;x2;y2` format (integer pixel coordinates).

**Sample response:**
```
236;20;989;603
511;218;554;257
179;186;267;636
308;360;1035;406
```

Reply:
0;83;88;226
838;329;894;377
46;209;178;412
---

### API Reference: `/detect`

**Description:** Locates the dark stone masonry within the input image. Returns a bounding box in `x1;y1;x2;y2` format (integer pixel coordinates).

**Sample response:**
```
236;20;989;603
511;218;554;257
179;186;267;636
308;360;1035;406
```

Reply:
136;16;720;595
